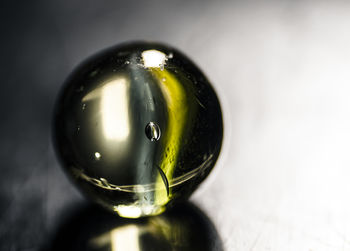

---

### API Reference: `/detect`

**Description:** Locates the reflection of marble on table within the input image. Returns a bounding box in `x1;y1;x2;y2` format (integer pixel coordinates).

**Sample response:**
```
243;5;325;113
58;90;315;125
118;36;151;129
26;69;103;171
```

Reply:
43;202;223;251
1;0;350;250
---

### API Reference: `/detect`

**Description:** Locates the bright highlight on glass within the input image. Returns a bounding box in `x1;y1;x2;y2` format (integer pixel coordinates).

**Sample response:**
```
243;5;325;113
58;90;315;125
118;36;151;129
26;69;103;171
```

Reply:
142;50;167;68
101;78;130;141
95;152;101;160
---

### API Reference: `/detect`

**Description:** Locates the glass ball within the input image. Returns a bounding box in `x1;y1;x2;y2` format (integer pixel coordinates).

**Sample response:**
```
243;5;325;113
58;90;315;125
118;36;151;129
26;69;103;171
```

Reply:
53;42;223;218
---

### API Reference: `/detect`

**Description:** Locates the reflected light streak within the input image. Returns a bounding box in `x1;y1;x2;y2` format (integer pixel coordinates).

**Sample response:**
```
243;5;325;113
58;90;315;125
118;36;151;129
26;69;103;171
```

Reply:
90;224;140;251
101;78;130;140
142;50;167;68
111;225;140;251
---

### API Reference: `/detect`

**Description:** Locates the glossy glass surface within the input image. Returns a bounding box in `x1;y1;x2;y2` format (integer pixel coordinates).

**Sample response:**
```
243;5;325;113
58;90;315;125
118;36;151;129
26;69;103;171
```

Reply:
53;42;223;218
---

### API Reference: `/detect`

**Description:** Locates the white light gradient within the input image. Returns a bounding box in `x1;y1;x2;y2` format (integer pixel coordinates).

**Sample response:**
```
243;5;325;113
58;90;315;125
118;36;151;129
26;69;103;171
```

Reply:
101;78;130;141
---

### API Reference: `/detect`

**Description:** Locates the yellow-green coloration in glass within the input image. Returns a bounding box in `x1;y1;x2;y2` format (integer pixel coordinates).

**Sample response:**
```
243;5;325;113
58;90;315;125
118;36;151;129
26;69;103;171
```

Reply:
53;42;223;218
151;68;189;207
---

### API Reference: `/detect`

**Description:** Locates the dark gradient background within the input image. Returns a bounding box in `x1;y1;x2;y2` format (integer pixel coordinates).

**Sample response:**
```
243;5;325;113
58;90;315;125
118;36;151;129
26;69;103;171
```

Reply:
2;0;350;250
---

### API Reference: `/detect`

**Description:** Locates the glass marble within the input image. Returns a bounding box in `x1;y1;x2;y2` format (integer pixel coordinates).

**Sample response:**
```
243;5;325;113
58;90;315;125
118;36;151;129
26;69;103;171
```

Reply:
53;41;223;218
